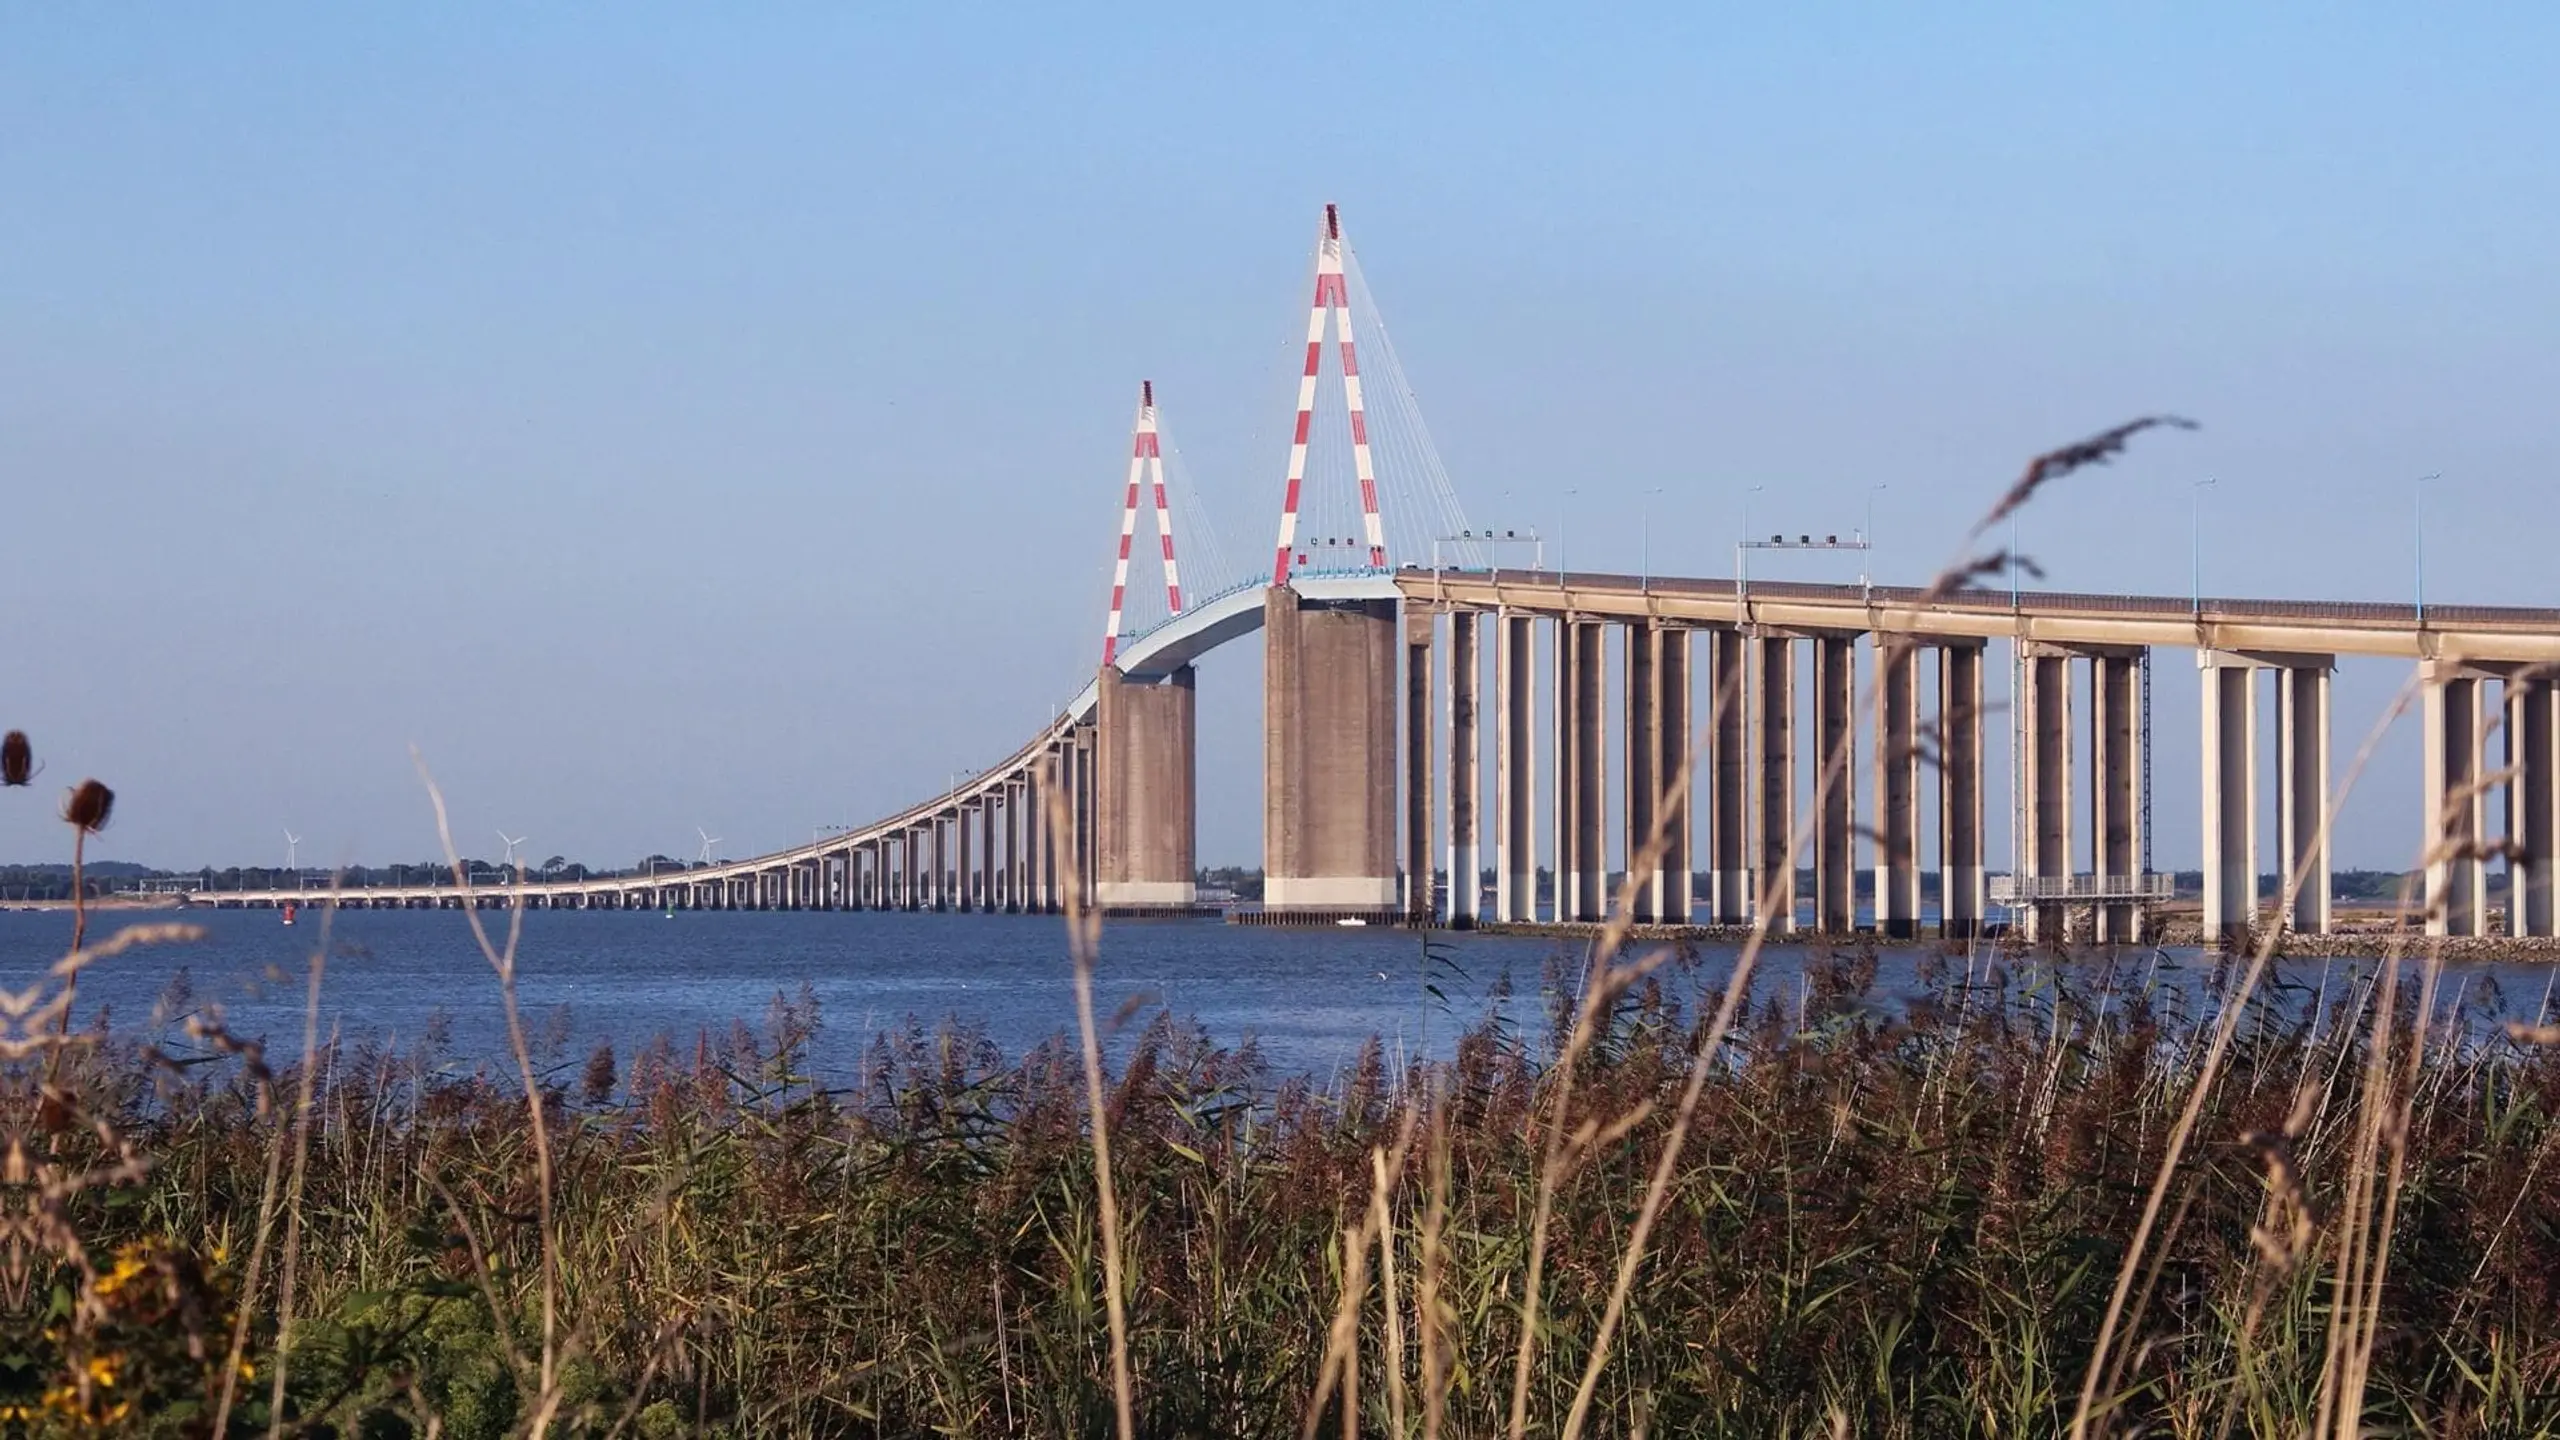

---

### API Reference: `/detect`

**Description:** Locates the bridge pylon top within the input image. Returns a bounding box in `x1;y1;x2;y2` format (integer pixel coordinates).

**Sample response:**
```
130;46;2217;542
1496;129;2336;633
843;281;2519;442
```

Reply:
1099;380;1186;668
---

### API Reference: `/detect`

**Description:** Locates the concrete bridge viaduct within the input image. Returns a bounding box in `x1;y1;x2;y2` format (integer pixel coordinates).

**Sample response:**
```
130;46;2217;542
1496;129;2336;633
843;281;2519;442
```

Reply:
179;207;2560;942
195;565;2560;944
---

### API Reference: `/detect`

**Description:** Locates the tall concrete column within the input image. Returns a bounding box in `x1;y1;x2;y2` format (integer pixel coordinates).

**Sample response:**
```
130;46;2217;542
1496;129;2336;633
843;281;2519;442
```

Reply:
1404;611;1436;917
956;806;978;912
1659;626;1693;925
1030;748;1053;913
1940;643;1986;936
2200;652;2258;944
977;796;997;911
1097;667;1199;908
1074;723;1099;910
2276;664;2333;936
1446;610;1482;927
2423;664;2488;937
933;817;952;912
1874;639;1922;938
1625;624;1661;922
1812;634;1858;934
2510;676;2557;937
2019;646;2074;942
1555;619;1606;922
1751;634;1796;932
1003;780;1023;912
1710;628;1749;924
1494;612;1537;922
2090;652;2144;943
1263;587;1399;911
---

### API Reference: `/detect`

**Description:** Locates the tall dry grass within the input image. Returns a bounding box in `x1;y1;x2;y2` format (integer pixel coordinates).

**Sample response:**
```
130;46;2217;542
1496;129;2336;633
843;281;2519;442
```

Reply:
6;418;2558;1435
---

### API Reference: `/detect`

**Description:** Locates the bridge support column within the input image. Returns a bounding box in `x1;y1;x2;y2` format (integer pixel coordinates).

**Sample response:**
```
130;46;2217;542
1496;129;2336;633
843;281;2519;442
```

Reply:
1074;723;1098;910
1710;628;1749;924
977;797;997;911
1493;612;1537;922
1262;587;1398;913
1446;610;1481;927
1003;780;1023;912
2020;646;2074;943
2424;663;2488;938
1751;634;1795;932
1097;666;1198;909
1940;641;1987;937
1404;611;1436;917
1555;619;1606;923
2200;651;2259;944
1626;625;1689;923
1875;640;1921;938
2510;676;2557;937
2091;652;2145;944
2277;663;2332;936
1812;634;1857;934
1625;623;1658;922
962;807;983;912
1033;746;1058;913
902;827;921;911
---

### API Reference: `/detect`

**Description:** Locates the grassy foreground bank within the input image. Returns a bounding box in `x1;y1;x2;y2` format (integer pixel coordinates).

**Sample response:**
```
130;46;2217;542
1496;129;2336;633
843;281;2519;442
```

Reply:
24;933;2560;1437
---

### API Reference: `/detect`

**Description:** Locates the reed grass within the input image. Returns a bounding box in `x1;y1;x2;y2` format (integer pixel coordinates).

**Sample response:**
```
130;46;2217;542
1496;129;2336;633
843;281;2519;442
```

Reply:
12;417;2559;1435
22;936;2558;1436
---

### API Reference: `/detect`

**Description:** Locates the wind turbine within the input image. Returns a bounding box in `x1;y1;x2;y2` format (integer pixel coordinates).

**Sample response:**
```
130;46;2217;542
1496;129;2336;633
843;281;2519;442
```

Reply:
283;829;301;874
697;827;722;865
498;831;528;872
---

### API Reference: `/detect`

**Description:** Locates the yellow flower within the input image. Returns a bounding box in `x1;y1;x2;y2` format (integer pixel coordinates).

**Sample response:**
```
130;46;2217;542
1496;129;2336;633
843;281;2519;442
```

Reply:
94;1249;148;1296
86;1355;118;1388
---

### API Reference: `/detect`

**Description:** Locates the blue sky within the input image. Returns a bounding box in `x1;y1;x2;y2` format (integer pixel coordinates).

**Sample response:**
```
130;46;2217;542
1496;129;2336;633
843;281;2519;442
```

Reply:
3;6;2554;871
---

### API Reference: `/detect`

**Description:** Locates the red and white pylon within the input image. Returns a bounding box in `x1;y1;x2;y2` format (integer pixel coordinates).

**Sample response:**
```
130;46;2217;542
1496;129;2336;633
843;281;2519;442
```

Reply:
1270;203;1387;585
1099;380;1185;668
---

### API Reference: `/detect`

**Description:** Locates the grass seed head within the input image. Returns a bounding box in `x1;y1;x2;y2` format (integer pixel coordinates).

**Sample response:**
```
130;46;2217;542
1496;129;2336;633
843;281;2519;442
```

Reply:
62;779;113;833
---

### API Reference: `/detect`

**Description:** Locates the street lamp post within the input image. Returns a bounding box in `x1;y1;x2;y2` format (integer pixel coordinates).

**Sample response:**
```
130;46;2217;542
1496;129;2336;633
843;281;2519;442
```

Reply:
2191;477;2218;616
1861;482;1887;589
2414;473;2440;625
1559;489;1577;590
1640;485;1665;592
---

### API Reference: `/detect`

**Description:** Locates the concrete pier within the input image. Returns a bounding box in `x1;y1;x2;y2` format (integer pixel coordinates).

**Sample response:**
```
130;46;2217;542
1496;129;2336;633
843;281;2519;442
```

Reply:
1657;626;1692;924
1446;610;1481;926
2424;663;2489;937
1404;611;1435;916
2090;651;2144;943
2276;663;2332;935
2510;676;2557;937
1874;640;1921;938
1752;634;1795;932
1812;634;1857;934
1494;612;1536;922
1939;643;1986;936
2200;651;2258;943
977;795;998;910
1710;628;1749;924
1263;586;1399;911
1096;665;1198;907
1625;624;1659;921
1556;619;1607;922
2020;646;2073;942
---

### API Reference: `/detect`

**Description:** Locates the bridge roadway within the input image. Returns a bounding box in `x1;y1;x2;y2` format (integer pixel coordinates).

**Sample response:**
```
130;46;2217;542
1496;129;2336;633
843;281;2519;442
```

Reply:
189;568;2560;944
187;573;1402;915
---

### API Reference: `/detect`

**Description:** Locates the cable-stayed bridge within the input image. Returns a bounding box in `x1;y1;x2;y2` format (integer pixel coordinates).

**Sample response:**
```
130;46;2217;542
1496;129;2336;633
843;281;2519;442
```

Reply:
193;207;2560;945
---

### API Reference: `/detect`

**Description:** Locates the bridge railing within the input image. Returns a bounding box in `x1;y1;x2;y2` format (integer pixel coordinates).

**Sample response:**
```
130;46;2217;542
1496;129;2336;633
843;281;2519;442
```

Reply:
1988;874;2175;904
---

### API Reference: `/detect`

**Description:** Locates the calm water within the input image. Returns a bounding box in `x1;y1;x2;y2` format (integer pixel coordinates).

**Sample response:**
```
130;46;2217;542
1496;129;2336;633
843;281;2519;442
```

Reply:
9;909;2555;1083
